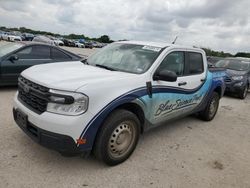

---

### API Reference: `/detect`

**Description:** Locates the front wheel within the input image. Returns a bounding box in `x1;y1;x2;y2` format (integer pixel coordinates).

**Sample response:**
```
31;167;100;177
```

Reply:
93;109;140;166
239;84;248;99
199;92;220;121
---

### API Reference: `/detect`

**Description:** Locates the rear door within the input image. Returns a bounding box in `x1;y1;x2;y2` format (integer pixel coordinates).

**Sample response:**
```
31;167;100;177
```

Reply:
1;45;52;84
149;50;208;125
185;51;207;88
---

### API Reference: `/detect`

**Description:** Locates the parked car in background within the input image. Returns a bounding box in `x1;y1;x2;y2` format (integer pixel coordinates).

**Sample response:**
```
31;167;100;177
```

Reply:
32;35;55;45
1;32;10;40
79;39;86;44
215;58;250;99
97;42;105;48
74;41;85;48
92;41;102;48
51;37;64;46
63;39;76;47
0;42;81;86
22;33;34;41
0;30;5;40
84;41;93;48
13;41;226;165
2;32;22;42
207;56;224;67
12;31;23;37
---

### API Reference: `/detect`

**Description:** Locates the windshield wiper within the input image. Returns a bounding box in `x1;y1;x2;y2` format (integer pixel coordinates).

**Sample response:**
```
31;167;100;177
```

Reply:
95;64;116;71
81;58;89;65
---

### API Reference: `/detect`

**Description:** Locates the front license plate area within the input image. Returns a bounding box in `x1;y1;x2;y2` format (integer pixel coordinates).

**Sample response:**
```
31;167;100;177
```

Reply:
16;109;28;128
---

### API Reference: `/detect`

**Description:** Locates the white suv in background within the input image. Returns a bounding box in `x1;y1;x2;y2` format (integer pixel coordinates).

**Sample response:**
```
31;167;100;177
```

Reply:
2;32;22;41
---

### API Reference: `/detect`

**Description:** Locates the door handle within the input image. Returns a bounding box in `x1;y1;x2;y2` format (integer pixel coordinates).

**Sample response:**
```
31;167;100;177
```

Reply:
201;78;206;82
178;81;187;86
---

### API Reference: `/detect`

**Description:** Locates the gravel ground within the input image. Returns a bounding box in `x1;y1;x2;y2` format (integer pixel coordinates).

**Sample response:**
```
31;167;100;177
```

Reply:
0;41;250;188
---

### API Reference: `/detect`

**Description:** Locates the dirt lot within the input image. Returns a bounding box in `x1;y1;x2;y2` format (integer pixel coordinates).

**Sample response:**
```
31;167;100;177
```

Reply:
0;42;250;188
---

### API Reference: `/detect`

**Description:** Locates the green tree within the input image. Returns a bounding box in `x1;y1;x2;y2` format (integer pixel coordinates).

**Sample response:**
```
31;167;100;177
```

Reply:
201;47;233;57
234;52;250;58
99;35;110;43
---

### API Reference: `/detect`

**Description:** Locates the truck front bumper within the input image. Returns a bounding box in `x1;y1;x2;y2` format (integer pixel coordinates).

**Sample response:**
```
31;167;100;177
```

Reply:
13;93;94;155
13;108;82;155
225;81;246;93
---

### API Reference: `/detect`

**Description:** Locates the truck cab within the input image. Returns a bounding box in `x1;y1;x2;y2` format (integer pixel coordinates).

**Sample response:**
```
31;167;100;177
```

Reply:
13;41;226;165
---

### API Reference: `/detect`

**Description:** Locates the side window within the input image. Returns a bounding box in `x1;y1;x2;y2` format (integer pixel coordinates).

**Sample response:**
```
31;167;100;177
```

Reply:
157;51;184;76
16;46;50;59
17;47;32;56
51;48;71;60
187;52;204;74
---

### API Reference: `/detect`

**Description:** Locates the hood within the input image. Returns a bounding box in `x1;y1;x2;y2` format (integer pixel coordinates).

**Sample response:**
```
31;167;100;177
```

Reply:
225;69;247;77
21;61;135;91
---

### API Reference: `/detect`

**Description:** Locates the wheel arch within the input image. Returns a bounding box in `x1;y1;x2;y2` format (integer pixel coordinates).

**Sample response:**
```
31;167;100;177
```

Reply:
214;85;223;98
81;100;147;152
115;102;145;133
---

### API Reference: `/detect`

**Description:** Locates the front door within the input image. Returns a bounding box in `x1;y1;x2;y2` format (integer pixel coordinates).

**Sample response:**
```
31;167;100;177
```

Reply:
149;50;208;125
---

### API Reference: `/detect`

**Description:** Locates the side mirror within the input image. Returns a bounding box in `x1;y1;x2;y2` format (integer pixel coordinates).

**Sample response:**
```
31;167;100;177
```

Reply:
9;54;19;62
153;70;177;82
208;63;214;68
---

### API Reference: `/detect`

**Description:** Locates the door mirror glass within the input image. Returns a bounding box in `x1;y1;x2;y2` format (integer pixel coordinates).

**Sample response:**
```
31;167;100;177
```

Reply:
9;54;19;62
208;63;214;68
153;70;177;82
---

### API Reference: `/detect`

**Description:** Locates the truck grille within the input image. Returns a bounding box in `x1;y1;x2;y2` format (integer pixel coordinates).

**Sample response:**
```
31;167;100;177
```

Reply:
18;76;50;114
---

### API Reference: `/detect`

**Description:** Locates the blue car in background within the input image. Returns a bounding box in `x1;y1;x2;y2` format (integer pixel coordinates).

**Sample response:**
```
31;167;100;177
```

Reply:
215;58;250;99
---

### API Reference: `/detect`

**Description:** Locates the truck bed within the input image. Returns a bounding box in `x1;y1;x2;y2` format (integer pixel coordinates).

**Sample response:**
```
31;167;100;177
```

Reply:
208;67;225;72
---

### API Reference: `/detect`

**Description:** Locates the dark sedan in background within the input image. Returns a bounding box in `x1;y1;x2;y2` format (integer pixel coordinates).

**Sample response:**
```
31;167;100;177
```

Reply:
22;33;34;41
207;56;224;67
215;58;250;99
0;42;81;86
62;39;76;47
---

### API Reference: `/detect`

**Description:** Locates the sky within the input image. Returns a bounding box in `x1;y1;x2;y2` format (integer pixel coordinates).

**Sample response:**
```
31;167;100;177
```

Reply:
0;0;249;54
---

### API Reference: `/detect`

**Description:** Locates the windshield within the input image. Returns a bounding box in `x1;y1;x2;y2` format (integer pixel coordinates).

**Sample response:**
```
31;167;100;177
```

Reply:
0;43;24;58
215;59;250;71
87;43;162;74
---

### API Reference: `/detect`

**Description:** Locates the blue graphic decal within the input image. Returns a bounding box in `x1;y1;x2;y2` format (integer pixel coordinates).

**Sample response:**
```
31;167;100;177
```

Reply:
78;71;223;151
138;72;212;124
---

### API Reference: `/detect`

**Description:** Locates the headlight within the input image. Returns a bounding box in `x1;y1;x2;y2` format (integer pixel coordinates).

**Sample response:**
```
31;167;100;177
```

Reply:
232;76;244;81
47;89;88;116
234;82;244;87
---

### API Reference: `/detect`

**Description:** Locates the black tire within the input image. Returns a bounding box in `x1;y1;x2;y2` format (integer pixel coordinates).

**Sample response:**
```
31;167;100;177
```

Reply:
93;109;140;166
199;92;220;121
239;84;248;99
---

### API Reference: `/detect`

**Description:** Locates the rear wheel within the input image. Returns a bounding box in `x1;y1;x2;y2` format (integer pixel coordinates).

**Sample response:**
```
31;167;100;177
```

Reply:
199;92;220;121
239;84;248;99
93;109;140;166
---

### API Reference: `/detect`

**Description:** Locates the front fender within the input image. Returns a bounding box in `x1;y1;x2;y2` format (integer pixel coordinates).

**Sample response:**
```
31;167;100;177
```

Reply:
77;91;147;151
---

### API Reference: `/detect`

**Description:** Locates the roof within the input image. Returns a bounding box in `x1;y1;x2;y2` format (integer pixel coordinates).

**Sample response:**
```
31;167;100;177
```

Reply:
17;41;54;46
116;40;196;50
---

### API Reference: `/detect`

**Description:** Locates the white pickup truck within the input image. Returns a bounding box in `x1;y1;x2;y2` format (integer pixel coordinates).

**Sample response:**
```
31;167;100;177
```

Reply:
13;41;226;165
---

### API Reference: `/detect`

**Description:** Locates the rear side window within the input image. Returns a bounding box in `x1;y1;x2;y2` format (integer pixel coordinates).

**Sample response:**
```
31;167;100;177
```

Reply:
51;48;71;60
17;45;50;59
187;52;204;74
